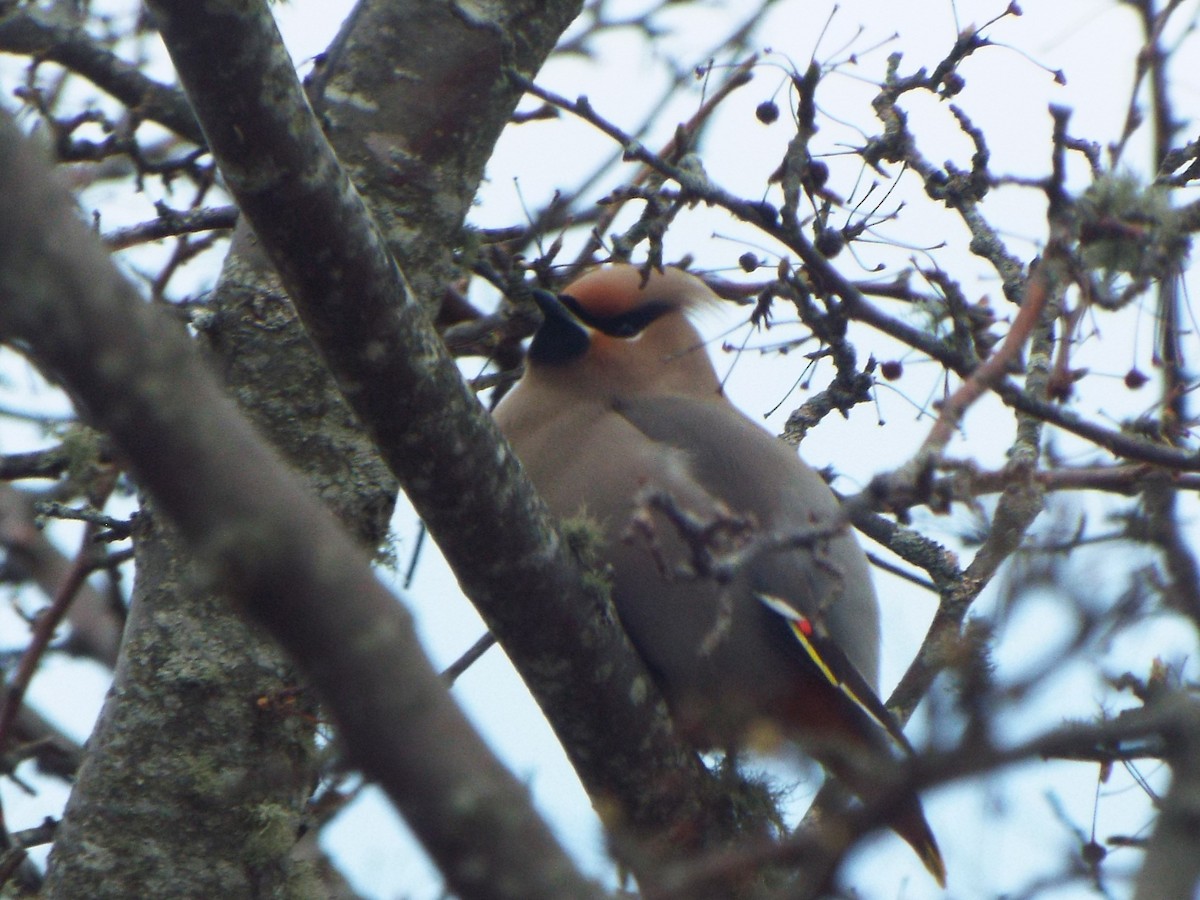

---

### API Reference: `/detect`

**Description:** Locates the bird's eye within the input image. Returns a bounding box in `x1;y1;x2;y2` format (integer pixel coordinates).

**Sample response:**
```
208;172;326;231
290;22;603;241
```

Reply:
561;295;673;339
607;319;642;337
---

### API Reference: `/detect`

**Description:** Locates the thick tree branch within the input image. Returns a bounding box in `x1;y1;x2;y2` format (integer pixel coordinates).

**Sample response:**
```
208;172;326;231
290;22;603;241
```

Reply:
0;106;599;900
0;5;203;145
142;0;741;875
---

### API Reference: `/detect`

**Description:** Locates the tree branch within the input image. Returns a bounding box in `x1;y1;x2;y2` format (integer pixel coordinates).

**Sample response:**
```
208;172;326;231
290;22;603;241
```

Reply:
142;0;744;878
0;5;203;145
513;75;1200;471
0;104;600;900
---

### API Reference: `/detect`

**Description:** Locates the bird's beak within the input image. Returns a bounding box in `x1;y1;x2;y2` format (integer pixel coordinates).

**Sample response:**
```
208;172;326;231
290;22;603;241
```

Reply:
532;288;579;325
528;289;590;365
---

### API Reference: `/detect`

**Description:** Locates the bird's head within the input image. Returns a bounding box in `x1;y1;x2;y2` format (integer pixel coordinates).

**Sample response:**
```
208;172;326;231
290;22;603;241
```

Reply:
524;264;722;400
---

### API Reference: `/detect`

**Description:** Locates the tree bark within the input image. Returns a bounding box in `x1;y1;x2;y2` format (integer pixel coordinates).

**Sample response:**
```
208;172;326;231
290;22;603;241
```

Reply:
0;100;601;900
143;0;747;878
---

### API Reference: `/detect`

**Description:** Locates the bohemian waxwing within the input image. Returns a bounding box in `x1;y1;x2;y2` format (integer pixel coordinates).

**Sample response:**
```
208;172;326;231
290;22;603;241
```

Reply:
493;264;945;885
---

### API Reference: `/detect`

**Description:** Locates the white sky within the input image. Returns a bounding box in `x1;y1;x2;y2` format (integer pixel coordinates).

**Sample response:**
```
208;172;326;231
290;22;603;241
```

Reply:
2;1;1199;898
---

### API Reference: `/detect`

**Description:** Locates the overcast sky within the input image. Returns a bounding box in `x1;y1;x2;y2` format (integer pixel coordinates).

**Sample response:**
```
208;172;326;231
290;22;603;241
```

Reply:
2;2;1198;898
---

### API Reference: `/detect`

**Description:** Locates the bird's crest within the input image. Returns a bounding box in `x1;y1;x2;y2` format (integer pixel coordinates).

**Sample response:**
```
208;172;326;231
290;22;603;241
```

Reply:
561;264;720;322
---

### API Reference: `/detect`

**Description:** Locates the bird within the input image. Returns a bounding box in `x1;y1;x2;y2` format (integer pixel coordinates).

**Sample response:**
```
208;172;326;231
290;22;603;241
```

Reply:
493;263;945;886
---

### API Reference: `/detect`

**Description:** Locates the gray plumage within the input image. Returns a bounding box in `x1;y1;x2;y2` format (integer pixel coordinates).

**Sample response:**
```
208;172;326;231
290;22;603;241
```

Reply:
494;264;944;884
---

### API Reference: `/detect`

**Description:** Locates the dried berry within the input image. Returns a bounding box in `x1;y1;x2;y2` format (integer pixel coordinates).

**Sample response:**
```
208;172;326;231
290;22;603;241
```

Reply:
815;228;844;258
1124;368;1149;390
756;101;780;124
806;160;829;190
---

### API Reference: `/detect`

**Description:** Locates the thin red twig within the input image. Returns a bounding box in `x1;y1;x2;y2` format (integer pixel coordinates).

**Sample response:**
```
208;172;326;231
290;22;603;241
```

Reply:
0;523;101;755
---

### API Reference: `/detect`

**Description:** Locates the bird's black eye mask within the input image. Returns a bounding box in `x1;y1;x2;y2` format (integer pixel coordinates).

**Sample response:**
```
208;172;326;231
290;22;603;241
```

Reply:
528;289;675;365
559;294;674;338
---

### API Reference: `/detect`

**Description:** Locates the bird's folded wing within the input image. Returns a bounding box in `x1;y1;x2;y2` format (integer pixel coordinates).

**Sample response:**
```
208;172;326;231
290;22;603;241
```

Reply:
755;592;915;755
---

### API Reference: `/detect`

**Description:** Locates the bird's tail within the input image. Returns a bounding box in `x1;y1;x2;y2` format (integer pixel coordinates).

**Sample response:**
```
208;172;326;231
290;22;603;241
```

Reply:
889;792;946;888
816;745;945;887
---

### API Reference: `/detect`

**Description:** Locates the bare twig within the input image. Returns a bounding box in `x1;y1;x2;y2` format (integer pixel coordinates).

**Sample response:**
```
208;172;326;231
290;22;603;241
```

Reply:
0;522;102;755
441;632;498;687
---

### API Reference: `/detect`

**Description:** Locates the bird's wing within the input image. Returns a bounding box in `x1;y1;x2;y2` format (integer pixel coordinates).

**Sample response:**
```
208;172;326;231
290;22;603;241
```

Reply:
755;592;915;755
614;394;883;689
